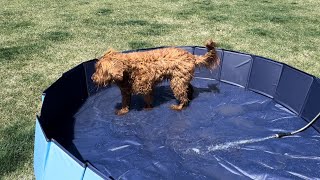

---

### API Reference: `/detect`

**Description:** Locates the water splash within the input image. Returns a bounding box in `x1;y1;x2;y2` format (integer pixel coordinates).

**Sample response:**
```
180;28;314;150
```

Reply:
207;135;276;152
108;145;130;151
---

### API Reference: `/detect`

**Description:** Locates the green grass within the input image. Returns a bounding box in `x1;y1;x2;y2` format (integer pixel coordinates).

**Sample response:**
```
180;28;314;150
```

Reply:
0;0;319;179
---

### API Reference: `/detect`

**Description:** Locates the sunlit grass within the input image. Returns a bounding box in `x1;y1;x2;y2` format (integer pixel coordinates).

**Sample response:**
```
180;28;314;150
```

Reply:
0;0;319;179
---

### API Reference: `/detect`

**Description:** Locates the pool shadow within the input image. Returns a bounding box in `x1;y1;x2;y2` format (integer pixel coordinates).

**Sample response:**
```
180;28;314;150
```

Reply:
115;83;220;111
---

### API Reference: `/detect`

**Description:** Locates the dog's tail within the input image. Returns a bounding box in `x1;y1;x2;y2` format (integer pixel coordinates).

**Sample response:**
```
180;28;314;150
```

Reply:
195;39;220;69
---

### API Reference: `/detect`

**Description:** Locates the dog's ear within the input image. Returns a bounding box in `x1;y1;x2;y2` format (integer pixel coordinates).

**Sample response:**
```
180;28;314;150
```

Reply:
92;60;112;86
110;60;126;81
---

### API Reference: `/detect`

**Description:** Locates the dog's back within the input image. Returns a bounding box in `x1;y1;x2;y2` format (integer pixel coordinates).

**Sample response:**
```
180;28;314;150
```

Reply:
122;40;219;70
123;47;195;64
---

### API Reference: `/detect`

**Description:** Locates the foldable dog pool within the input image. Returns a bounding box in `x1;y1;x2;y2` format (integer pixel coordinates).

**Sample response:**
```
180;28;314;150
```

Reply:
34;46;320;180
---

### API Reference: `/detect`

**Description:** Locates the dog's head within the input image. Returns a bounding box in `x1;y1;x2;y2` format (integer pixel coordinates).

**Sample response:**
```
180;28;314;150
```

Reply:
92;50;126;86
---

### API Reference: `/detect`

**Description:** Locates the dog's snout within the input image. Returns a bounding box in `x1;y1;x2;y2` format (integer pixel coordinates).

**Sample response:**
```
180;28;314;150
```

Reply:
91;73;97;82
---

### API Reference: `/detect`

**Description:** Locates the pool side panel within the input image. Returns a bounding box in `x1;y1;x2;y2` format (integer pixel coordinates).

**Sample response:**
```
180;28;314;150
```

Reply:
274;65;313;115
40;63;88;146
34;118;50;180
301;78;320;131
83;60;100;96
83;163;113;180
220;51;253;88
248;56;283;98
43;140;85;180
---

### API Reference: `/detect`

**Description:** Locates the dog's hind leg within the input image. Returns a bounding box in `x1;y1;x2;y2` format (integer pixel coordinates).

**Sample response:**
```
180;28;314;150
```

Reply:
170;77;190;111
187;83;194;101
116;87;131;115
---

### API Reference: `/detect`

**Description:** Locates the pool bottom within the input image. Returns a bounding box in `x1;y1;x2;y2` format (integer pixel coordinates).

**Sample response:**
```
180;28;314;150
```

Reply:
72;79;320;179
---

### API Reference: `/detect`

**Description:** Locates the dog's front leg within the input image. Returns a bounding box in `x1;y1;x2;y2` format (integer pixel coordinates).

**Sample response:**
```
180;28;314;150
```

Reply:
116;88;131;115
143;92;153;110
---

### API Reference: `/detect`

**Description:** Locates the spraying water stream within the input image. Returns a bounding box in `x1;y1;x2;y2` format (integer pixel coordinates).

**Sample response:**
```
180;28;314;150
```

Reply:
187;135;277;155
207;135;276;152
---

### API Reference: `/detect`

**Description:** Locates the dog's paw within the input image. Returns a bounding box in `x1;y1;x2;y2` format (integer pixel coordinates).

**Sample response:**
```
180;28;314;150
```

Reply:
115;108;129;115
143;105;153;111
170;104;183;111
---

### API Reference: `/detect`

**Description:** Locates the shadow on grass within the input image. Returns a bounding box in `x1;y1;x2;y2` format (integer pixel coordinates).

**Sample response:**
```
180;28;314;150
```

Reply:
114;19;149;26
0;121;34;177
304;28;320;37
128;41;154;49
112;19;177;37
251;13;297;24
0;21;36;31
0;43;47;62
96;8;113;16
175;2;228;20
41;31;73;42
247;28;273;37
206;15;229;22
136;23;178;36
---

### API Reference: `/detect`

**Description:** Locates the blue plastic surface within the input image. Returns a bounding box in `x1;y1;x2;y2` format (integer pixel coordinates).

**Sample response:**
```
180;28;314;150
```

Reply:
84;60;99;96
83;164;110;180
72;79;320;179
83;168;104;180
301;78;320;130
40;64;88;150
248;56;283;98
43;140;85;180
34;118;50;180
274;65;313;114
220;51;253;87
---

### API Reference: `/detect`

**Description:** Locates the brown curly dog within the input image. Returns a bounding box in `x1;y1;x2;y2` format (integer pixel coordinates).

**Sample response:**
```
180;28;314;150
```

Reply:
92;40;220;115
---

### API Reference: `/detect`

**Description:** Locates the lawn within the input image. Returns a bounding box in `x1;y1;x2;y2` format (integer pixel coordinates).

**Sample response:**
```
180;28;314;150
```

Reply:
0;0;319;179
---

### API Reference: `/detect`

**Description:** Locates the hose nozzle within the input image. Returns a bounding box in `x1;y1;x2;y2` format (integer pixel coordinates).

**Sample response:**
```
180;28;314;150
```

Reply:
275;132;292;138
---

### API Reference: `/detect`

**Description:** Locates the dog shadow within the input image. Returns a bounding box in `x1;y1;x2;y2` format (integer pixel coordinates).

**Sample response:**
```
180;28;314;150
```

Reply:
115;83;220;111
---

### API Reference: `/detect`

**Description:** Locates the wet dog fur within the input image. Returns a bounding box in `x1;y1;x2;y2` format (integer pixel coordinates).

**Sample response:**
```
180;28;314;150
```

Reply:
92;40;220;115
